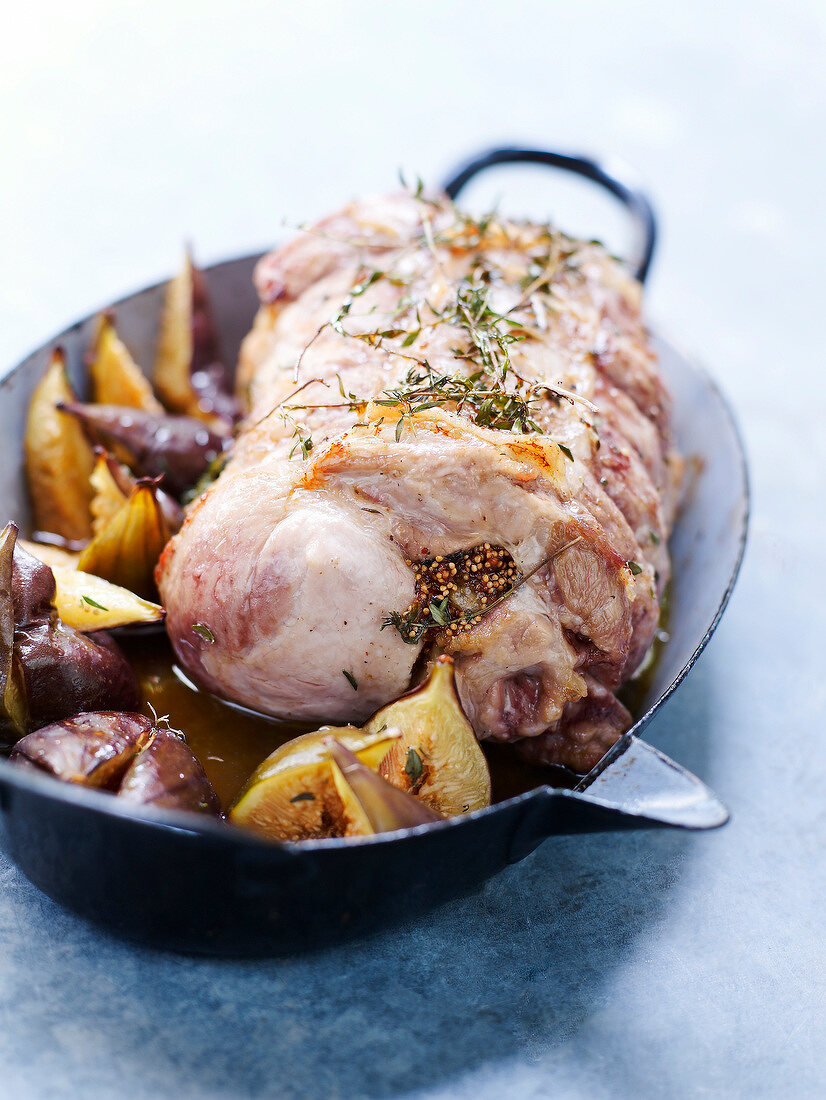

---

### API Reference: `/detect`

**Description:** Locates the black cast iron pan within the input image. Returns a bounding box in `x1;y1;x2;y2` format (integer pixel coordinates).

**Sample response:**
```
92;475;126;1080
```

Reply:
0;148;749;956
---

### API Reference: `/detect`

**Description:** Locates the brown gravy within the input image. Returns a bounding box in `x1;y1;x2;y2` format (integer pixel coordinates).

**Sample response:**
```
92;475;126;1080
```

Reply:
121;634;577;812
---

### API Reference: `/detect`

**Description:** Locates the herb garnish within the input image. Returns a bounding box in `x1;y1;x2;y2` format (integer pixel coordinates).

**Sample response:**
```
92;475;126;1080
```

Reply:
273;197;598;478
290;791;316;803
192;622;215;643
288;418;314;460
342;670;358;691
627;561;643;576
81;596;108;611
405;747;424;782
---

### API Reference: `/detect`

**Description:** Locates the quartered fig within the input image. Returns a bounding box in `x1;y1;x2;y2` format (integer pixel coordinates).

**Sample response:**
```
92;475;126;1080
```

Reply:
0;525;29;737
16;622;141;729
89;449;130;534
0;524;141;740
90;449;183;535
18;540;79;570
118;727;221;814
24;349;94;541
365;655;491;816
10;528;58;624
58;401;231;498
327;738;442;835
154;251;240;428
49;565;164;632
89;313;163;413
77;481;170;600
10;711;152;787
229;726;400;841
9;711;220;815
19;537;164;631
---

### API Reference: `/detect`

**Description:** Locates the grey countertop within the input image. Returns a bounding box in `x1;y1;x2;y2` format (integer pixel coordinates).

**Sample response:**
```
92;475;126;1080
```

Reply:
1;2;824;1096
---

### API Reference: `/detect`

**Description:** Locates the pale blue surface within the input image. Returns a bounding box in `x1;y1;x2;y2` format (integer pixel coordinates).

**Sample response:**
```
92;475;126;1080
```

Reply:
1;3;825;1097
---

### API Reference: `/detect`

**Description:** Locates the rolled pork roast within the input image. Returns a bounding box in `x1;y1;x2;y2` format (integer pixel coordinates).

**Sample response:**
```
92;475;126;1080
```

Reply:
157;190;682;772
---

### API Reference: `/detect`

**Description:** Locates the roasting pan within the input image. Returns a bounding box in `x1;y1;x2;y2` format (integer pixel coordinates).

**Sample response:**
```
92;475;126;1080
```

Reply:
0;148;749;955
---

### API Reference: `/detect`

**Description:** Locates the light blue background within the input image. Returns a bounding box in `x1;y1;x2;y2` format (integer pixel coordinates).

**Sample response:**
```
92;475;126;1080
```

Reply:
1;3;824;1096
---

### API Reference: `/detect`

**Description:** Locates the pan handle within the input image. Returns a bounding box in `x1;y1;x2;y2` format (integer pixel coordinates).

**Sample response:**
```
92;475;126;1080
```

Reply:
441;146;657;284
504;736;728;864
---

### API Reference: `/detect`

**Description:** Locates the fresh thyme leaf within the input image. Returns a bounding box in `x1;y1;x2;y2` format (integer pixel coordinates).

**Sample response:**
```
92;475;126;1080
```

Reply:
331;270;383;338
335;373;360;407
558;443;574;462
405;747;424;782
342;669;358;691
81;596;108;611
395;418;404;442
650;531;661;545
290;791;316;803
287;419;313;460
192;623;215;643
428;597;450;626
627;561;643;576
381;608;429;644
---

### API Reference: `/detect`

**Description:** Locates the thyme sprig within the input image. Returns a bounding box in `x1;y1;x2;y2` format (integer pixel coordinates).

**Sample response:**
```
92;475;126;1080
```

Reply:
280;204;596;455
376;362;541;435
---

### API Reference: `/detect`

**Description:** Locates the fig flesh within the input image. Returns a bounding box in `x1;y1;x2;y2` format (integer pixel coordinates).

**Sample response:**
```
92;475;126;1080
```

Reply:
327;738;442;835
49;565;164;632
89;449;130;534
365;655;491;816
77;481;170;600
20;536;164;632
229;726;400;841
89;313;163;413
24;349;94;541
154;252;239;428
90;449;183;535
